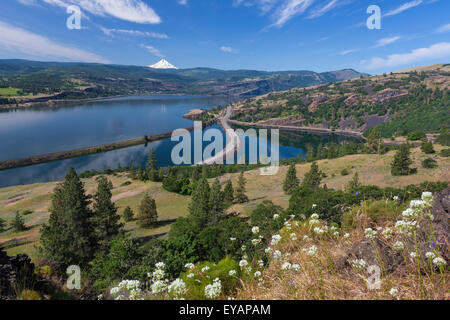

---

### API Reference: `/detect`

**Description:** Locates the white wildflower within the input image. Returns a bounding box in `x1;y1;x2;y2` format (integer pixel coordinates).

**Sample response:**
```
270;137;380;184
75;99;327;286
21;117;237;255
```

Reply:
252;226;260;234
204;278;222;299
168;279;187;300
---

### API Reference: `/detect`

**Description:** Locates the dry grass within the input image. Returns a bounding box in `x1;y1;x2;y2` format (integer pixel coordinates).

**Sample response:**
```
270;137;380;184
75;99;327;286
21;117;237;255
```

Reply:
235;206;449;300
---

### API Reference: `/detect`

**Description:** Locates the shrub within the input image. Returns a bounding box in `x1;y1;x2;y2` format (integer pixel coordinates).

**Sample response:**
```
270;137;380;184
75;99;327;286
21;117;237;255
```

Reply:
179;257;240;300
11;212;26;232
420;141;435;154
341;168;350;176
122;206;134;222
120;181;132;187
21;210;33;216
439;148;450;157
406;131;426;141
342;200;403;230
422;158;438;169
20;290;42;300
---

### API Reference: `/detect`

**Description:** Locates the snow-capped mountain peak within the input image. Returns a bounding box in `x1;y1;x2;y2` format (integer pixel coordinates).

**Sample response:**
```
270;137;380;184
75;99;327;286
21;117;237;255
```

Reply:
149;59;178;69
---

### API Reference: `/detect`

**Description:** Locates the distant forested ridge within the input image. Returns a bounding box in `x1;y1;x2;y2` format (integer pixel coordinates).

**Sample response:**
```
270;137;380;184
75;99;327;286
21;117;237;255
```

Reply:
229;64;450;137
0;59;364;106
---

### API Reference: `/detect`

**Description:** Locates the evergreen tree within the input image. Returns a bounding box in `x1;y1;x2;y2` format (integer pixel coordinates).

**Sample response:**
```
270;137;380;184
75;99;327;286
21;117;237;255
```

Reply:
40;167;97;265
146;148;159;181
421;141;435;154
346;172;361;191
188;178;211;226
208;179;225;226
137;165;145;181
137;193;158;228
11;212;26;232
223;180;234;206
302;162;322;189
122;206;134;222
391;144;413;176
305;145;315;162
128;163;136;180
365;127;382;154
234;172;249;203
92;176;123;244
283;163;299;195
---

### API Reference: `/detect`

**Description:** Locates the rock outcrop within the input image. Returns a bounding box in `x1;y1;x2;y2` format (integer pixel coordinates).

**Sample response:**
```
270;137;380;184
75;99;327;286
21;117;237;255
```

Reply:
0;248;36;299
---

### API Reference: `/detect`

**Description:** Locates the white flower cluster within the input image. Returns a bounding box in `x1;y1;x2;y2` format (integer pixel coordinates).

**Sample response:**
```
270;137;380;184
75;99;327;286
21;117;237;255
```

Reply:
271;234;282;246
150;262;169;294
364;228;377;240
351;259;367;271
389;288;399;297
392;241;404;250
252;226;260;234
110;280;143;300
381;228;393;238
395;192;434;235
168;278;187;300
239;259;248;269
281;262;292;270
204;278;222;299
290;233;297;241
228;269;237;276
432;257;446;267
184;263;195;270
307;245;318;257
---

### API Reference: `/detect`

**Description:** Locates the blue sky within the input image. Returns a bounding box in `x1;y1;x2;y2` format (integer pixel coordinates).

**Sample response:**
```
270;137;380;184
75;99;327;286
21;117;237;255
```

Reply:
0;0;449;74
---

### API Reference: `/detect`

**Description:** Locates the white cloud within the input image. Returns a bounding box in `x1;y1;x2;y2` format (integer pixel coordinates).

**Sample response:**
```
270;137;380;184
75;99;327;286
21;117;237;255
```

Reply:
436;23;450;33
220;46;238;53
100;27;168;39
141;44;164;57
271;0;314;27
384;0;423;17
178;0;188;5
42;0;161;24
340;49;359;55
308;0;338;18
365;42;450;70
375;36;401;47
0;20;109;63
17;0;37;5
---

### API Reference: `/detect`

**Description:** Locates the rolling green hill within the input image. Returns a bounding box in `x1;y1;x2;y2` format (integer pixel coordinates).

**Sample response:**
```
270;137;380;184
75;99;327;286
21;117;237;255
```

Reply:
0;59;364;106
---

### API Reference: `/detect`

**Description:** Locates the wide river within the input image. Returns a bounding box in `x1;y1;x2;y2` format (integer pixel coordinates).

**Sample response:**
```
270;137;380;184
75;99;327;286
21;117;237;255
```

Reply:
0;95;357;188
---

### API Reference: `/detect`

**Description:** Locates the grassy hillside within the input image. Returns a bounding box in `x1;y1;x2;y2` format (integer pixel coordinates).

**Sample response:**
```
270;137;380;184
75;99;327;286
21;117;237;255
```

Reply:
1;145;448;261
229;63;450;137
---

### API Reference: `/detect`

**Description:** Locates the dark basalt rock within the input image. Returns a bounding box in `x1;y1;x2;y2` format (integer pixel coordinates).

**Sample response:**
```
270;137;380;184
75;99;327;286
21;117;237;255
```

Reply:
0;247;36;300
339;188;449;273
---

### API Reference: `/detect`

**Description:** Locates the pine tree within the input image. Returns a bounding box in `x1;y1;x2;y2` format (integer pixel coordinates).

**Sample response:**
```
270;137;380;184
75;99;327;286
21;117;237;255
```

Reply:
391;144;413;176
223;180;234;205
188;177;211;225
208;179;225;226
146;148;159;181
122;206;134;222
365;127;382;154
11;212;26;232
137;164;145;181
40;167;97;265
283;163;299;194
92;176;123;243
234;172;249;203
128;163;136;180
137;193;158;228
302;162;322;189
346;172;361;191
305;145;315;162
